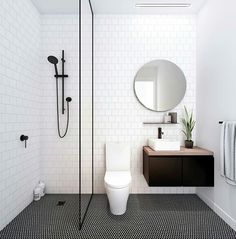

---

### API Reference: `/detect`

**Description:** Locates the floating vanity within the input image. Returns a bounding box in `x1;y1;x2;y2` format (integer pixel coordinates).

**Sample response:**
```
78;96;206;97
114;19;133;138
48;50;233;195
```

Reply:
143;146;214;187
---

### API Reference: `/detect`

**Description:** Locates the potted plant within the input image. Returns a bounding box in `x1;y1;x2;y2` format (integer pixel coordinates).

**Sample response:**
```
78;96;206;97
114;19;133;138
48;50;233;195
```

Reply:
181;106;195;149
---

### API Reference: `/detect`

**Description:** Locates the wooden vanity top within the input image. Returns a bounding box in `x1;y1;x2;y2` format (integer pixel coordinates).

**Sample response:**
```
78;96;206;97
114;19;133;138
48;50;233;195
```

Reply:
144;146;214;156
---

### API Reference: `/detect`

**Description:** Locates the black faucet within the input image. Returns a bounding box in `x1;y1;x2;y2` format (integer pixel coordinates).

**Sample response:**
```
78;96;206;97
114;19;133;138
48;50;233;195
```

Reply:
158;128;164;139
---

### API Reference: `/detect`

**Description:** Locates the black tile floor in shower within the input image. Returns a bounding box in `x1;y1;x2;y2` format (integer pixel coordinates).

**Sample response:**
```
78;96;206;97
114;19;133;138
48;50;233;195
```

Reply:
0;194;236;239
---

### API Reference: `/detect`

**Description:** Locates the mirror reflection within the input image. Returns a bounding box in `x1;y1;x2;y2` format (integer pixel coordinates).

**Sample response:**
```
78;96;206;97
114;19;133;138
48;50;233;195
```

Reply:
134;60;186;112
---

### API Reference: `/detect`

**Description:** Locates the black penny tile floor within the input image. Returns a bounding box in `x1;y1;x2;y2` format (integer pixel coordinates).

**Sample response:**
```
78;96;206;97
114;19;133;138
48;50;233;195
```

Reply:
0;194;236;239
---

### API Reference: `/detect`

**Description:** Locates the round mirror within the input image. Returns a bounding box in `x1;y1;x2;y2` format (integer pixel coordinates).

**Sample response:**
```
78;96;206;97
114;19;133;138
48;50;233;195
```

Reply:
134;60;186;112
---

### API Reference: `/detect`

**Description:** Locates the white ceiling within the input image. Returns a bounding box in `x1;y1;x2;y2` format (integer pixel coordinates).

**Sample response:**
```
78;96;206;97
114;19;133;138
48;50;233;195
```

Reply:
91;0;207;14
31;0;78;14
31;0;207;15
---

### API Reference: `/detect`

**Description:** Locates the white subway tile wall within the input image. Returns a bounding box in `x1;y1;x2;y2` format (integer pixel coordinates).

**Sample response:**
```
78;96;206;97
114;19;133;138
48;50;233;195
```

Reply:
94;15;196;193
81;0;93;194
0;1;198;231
40;15;79;194
0;0;41;230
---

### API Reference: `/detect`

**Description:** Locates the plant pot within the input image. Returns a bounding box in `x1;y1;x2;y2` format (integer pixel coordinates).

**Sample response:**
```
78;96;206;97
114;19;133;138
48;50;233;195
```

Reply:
185;140;194;149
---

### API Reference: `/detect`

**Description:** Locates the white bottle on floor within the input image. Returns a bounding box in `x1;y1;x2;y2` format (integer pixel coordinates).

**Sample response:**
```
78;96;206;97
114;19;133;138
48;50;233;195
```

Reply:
33;187;41;201
38;181;46;197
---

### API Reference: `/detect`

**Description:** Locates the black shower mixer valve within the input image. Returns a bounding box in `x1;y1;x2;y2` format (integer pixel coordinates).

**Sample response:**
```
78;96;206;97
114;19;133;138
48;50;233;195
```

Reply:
20;135;29;148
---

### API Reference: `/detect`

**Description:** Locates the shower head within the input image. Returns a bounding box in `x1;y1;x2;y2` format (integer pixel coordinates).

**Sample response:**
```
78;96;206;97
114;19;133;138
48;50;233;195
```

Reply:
47;56;59;76
66;97;72;102
48;56;58;64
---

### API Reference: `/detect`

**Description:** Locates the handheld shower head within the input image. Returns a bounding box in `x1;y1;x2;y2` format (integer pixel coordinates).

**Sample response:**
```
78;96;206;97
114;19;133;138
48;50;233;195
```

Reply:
66;97;72;102
48;56;58;64
47;55;59;76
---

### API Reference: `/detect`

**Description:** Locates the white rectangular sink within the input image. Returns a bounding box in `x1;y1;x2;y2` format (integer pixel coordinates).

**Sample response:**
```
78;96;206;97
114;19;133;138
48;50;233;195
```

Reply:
148;138;180;151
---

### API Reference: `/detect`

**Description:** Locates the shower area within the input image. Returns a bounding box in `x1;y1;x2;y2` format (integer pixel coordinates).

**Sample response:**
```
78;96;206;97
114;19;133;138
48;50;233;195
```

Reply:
0;0;93;233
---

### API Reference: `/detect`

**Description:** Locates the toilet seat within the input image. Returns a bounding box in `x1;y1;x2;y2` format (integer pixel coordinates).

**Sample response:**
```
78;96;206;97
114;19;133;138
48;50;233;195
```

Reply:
105;171;131;189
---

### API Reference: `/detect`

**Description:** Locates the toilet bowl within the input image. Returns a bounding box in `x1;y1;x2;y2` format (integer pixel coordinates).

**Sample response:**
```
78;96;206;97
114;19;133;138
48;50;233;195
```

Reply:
104;143;131;215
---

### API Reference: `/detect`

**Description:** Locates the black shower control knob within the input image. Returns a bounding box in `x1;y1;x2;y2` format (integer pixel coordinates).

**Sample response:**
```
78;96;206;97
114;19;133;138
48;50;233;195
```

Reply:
20;135;29;148
20;135;29;141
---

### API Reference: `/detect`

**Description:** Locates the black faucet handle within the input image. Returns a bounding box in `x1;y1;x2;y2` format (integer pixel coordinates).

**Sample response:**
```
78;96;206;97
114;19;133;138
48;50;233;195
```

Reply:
20;135;29;148
158;128;164;139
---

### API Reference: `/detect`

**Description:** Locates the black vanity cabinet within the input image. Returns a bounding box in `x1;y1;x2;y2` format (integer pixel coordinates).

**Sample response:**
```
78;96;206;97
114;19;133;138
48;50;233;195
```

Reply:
182;156;214;186
143;146;214;187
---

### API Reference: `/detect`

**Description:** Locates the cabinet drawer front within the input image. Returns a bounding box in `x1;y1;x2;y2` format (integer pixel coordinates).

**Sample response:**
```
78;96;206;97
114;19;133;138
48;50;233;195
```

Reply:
149;157;182;186
183;156;214;186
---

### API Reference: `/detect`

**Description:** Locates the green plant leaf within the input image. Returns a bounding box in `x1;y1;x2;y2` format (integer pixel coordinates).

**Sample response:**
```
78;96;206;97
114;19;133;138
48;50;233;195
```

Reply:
181;106;195;141
182;130;187;137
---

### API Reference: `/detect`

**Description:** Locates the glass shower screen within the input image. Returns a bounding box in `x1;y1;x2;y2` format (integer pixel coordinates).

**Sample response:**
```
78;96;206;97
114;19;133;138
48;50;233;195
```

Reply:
79;0;94;230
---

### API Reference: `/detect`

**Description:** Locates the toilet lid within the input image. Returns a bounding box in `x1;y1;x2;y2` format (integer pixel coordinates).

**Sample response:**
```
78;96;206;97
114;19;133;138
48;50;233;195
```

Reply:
105;171;131;189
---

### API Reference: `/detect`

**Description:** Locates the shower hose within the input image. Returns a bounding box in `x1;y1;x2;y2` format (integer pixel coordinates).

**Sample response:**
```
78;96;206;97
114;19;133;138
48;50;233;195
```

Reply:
55;77;70;138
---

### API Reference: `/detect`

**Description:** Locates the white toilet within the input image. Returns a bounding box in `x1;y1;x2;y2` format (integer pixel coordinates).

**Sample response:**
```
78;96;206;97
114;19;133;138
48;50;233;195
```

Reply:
104;142;131;215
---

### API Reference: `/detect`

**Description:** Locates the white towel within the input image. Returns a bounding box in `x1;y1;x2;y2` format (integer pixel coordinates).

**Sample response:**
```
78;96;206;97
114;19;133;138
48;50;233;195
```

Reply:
220;121;236;185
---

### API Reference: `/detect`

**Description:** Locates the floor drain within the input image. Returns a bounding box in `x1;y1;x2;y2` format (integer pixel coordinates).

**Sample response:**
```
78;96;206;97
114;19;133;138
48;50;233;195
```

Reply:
57;201;66;206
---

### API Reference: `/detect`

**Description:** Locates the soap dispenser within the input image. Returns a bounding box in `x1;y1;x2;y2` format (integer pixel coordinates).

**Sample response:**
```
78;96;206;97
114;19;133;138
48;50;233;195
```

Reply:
164;114;171;123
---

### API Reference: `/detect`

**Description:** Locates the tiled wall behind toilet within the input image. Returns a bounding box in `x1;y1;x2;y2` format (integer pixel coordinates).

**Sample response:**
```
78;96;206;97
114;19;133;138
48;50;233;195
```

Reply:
0;0;41;230
94;15;196;193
